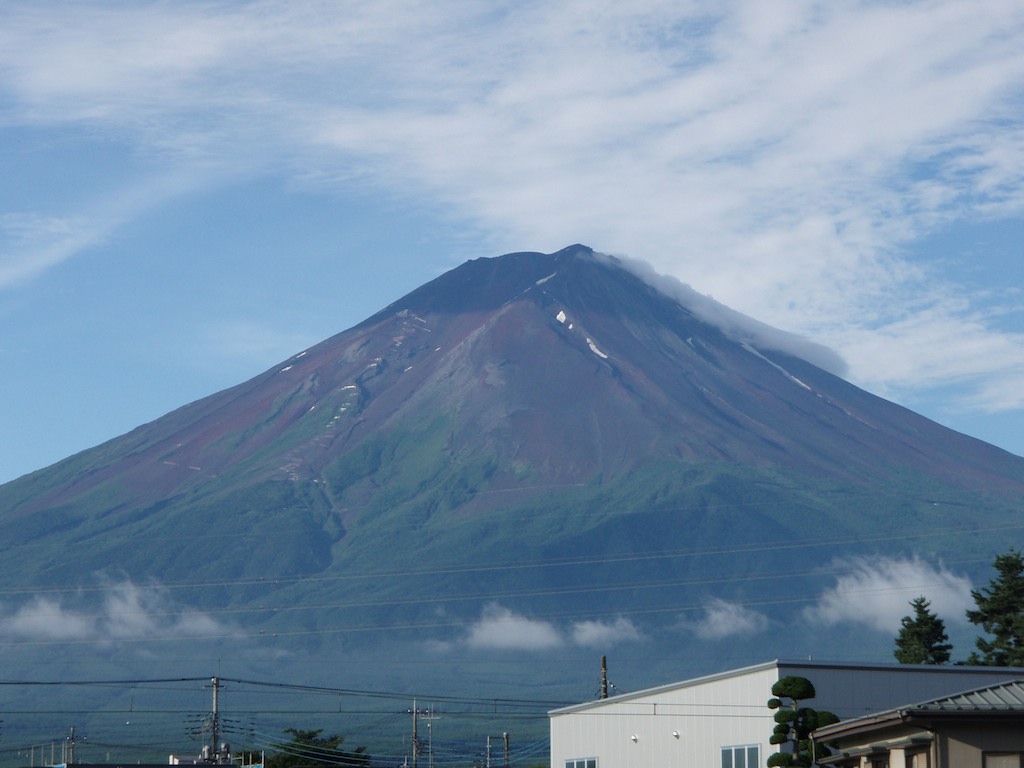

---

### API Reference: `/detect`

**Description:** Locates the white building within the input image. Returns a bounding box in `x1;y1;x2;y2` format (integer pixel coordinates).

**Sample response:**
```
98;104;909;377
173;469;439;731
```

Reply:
549;659;1024;768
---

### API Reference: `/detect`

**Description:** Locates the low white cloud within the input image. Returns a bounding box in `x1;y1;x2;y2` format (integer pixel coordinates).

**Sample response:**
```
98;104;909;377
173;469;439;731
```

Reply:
464;603;563;651
0;580;231;644
571;617;643;648
806;556;973;633
683;598;770;640
457;605;643;651
5;596;96;640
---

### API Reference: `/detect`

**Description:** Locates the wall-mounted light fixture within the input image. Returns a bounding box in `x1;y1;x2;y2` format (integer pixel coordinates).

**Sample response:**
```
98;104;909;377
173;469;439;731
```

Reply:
630;735;638;743
672;731;680;739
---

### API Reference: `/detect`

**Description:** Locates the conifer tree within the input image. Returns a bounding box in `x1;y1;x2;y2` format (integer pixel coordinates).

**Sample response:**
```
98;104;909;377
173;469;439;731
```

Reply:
893;596;952;664
966;549;1024;666
265;728;370;768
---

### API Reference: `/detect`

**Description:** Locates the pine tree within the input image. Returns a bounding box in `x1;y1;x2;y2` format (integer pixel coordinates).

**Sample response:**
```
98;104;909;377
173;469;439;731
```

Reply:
766;677;838;768
264;728;370;768
966;549;1024;667
893;596;952;664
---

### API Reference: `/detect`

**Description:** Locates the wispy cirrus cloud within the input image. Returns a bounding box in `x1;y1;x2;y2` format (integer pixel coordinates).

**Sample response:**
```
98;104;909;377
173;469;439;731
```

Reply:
0;0;1022;419
0;212;103;288
194;320;318;368
0;169;213;289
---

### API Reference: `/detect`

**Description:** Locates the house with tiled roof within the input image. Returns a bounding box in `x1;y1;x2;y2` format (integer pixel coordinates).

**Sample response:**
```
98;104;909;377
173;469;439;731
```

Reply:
813;679;1024;768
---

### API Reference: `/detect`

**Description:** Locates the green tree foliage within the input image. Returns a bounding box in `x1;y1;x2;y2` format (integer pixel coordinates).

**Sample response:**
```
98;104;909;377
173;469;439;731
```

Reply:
264;728;370;768
766;676;838;768
893;596;952;664
966;549;1024;666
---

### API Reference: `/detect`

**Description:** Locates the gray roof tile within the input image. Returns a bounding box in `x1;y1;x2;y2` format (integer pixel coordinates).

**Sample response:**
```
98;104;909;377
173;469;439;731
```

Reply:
913;679;1024;712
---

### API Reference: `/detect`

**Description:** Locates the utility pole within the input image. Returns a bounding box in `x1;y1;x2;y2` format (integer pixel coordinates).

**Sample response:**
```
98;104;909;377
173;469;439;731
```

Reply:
210;677;221;762
601;656;608;699
411;700;420;768
486;732;510;768
409;700;436;768
64;726;76;765
426;707;434;768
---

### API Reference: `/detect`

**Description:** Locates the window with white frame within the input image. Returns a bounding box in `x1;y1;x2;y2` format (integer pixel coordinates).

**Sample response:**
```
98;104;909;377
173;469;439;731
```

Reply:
565;759;597;768
721;744;759;768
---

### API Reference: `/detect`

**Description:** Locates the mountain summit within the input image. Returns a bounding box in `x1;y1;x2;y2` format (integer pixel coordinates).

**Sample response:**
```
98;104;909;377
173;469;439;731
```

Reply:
2;245;1022;682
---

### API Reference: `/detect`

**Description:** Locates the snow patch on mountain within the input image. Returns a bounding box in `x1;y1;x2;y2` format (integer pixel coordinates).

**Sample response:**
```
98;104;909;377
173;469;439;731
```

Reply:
742;343;811;391
587;338;609;359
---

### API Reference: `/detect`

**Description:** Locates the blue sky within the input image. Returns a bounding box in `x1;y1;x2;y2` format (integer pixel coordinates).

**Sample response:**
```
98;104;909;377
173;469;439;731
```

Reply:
1;0;1023;485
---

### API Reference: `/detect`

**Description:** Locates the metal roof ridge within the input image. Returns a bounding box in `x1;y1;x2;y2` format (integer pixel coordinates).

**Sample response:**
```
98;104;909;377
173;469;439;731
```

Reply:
550;660;1024;717
548;660;782;715
914;678;1024;712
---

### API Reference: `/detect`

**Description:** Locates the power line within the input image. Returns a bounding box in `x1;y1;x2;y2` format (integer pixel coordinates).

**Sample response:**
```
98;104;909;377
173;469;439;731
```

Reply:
0;516;1015;600
0;676;566;709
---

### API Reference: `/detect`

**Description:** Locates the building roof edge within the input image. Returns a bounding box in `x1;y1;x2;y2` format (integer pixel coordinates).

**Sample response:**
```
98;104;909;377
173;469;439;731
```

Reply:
549;660;782;715
550;660;1024;716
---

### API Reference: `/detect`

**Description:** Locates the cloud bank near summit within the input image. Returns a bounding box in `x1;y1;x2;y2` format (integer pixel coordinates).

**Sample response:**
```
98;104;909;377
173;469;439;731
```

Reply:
606;252;849;376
